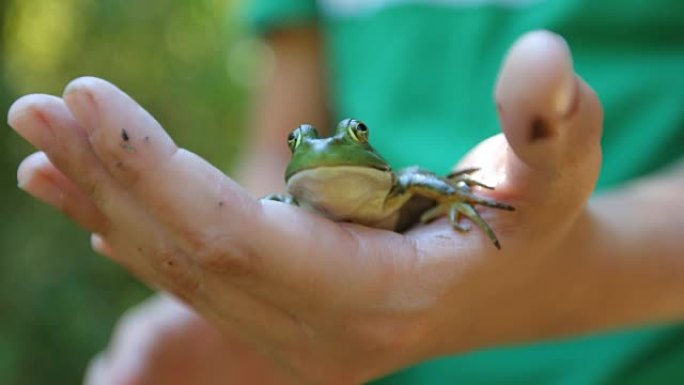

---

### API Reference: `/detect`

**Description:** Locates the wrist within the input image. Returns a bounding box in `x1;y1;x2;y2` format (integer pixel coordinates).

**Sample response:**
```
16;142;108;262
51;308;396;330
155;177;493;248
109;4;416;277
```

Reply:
544;178;684;334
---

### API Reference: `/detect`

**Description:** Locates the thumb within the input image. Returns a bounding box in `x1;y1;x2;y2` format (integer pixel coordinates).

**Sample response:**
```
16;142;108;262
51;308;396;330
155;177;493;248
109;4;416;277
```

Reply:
495;30;603;206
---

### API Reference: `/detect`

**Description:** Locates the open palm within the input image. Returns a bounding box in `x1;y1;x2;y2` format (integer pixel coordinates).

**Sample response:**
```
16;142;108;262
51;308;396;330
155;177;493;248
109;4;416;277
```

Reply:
9;31;602;384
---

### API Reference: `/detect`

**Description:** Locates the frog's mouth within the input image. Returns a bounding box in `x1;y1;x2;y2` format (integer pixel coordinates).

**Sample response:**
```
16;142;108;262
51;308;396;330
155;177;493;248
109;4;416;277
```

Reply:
286;162;390;182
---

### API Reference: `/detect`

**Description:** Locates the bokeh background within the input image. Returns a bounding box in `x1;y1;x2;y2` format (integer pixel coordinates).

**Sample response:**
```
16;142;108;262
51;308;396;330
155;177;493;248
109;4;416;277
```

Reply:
0;0;261;383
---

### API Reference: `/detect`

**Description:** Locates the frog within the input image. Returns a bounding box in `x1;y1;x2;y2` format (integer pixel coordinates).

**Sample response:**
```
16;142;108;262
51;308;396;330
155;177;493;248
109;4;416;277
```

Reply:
265;119;514;249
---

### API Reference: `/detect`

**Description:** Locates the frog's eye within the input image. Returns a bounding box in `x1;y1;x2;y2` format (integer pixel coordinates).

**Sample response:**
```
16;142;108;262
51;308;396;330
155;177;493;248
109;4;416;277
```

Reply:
348;121;369;143
287;128;302;152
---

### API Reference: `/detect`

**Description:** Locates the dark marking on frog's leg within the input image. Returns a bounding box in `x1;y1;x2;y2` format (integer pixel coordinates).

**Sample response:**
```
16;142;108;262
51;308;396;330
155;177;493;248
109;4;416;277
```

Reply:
529;116;555;142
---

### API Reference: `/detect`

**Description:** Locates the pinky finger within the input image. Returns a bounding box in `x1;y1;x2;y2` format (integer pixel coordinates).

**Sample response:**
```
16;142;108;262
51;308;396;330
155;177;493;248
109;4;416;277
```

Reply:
17;152;110;234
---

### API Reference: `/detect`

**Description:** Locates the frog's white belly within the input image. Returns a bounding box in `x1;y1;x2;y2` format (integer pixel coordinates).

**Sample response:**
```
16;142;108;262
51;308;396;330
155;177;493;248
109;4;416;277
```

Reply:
287;166;400;229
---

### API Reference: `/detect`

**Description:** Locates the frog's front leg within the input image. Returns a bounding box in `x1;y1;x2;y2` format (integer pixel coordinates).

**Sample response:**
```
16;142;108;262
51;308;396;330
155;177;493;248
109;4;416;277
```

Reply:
387;167;514;249
262;193;299;206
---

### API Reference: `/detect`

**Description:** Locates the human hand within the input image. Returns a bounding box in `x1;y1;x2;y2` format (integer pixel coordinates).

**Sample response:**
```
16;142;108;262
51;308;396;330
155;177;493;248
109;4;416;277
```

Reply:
9;31;603;384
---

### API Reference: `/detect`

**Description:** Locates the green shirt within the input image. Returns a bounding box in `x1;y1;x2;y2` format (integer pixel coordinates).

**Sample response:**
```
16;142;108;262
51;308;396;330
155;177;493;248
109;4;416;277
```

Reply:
248;1;684;384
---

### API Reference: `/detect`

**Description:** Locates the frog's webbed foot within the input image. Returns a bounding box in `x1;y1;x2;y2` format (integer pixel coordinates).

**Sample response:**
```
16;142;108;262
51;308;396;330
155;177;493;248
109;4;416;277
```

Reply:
261;193;298;206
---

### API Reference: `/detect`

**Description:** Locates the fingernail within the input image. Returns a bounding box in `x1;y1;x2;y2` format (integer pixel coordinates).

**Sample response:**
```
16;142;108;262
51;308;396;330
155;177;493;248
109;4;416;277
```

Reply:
17;152;51;192
8;98;54;150
19;170;65;209
64;78;99;132
497;30;576;118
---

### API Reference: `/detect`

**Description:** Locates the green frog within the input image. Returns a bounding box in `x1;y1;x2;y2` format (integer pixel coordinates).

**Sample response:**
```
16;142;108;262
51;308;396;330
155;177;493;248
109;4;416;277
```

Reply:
265;119;514;249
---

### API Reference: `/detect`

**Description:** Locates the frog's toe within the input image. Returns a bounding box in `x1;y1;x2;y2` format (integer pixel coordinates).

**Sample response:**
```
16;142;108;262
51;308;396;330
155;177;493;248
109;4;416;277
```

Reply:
419;203;448;224
446;167;480;179
448;205;471;232
447;170;496;190
452;201;501;249
461;177;496;190
459;189;515;211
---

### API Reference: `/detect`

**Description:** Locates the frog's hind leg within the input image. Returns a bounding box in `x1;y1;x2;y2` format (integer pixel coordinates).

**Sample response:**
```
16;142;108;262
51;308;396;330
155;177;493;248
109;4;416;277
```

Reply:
393;168;514;248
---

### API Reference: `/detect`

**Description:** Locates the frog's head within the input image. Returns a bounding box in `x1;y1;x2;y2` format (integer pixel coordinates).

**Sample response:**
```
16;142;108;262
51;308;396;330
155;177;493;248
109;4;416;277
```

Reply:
284;119;391;181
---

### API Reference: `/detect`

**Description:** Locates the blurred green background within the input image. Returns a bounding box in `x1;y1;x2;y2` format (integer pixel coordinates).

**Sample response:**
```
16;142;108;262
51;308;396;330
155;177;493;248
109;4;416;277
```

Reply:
0;0;260;383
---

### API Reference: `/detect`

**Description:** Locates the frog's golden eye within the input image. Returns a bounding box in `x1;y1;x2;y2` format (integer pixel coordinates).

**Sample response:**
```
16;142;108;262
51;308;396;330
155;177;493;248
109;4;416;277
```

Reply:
287;129;301;152
348;121;369;143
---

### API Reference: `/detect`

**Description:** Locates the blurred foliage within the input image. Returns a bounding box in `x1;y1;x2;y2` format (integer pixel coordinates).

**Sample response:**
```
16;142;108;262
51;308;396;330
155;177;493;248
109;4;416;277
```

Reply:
0;0;263;383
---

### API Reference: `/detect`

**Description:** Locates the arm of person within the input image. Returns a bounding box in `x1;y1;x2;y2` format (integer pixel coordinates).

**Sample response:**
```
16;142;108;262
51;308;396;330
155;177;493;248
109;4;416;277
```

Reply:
238;26;330;195
8;30;684;385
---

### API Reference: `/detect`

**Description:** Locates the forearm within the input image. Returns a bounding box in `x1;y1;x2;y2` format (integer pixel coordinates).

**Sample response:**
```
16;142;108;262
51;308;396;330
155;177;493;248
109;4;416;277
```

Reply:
237;27;329;195
567;162;684;329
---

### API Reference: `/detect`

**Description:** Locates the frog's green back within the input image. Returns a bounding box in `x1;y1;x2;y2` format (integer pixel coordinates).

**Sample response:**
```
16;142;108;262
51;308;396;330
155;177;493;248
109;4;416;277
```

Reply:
247;1;684;384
